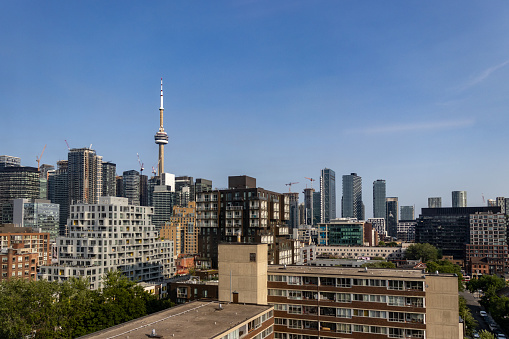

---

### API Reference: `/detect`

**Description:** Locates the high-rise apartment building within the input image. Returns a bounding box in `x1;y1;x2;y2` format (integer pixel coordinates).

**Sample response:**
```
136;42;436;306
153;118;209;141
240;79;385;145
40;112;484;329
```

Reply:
466;211;508;276
67;148;103;206
195;178;213;194
303;188;314;225
122;170;140;206
320;168;336;223
115;176;123;197
312;191;321;225
12;199;59;239
386;197;398;238
284;192;299;229
373;179;386;219
152;184;176;230
0;166;40;224
101;161;116;197
0;155;21;169
196;175;296;268
48;160;68;235
218;244;461;339
342;173;364;220
175;176;194;207
416;206;500;259
38;197;174;289
428;197;442;208
139;174;148;206
452;191;467;207
400;206;414;221
160;201;197;259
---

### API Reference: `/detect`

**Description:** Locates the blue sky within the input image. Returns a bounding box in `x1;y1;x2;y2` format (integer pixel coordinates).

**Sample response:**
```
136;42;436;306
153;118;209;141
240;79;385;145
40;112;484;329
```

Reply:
2;1;509;216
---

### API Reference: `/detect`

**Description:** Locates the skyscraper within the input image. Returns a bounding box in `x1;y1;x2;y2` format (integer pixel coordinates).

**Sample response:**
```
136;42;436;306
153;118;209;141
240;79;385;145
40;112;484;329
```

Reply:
284;192;299;229
341;173;364;220
48;160;68;235
320;168;336;223
101;161;116;197
373;179;386;219
428;197;442;208
312;191;321;225
0;166;40;224
67;148;103;206
0;155;21;170
386;197;398;238
303;188;314;225
452;191;467;207
400;205;415;220
123;170;140;206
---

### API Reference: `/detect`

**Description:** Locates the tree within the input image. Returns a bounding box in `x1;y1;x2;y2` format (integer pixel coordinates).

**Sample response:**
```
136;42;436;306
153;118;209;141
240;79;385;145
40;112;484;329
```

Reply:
405;243;440;262
361;261;396;269
479;329;496;339
426;260;464;291
378;241;386;247
459;296;477;337
467;275;506;294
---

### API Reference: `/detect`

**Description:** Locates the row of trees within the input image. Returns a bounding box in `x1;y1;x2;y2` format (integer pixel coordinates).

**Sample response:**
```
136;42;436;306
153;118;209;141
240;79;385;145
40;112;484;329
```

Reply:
467;275;509;333
0;271;174;339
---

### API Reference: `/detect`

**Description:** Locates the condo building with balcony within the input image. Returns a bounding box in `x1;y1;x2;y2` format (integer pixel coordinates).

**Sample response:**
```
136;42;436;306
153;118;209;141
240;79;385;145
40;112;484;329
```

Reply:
196;175;298;268
38;197;174;289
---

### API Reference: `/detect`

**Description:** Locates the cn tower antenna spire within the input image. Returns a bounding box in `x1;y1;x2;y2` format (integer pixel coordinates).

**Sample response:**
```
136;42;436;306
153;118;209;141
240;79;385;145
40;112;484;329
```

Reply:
160;77;164;111
154;77;168;177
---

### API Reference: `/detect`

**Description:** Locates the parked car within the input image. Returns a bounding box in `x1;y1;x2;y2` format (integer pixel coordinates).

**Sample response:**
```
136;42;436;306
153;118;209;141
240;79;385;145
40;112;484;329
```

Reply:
480;310;488;317
497;334;506;339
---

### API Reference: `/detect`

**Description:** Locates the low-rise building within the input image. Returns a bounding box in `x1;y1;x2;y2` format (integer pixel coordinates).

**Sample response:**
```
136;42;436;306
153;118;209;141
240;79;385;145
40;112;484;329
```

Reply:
80;301;274;339
298;244;409;264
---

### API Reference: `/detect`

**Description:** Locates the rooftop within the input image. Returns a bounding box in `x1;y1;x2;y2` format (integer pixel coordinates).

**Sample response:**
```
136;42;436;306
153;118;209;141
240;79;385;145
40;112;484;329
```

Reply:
268;265;457;279
79;301;272;339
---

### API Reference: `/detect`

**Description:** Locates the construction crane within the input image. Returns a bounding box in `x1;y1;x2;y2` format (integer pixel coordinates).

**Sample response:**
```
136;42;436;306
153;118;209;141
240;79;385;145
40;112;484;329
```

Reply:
36;144;46;171
285;182;299;193
137;153;144;175
64;140;70;151
151;166;157;176
304;177;316;189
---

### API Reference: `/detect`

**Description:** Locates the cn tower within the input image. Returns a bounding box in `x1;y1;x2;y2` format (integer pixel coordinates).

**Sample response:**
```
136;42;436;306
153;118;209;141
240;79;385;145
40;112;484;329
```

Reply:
154;78;168;177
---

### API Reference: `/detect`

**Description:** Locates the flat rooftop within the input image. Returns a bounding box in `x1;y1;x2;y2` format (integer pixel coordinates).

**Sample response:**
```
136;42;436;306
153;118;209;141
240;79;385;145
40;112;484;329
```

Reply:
268;265;457;279
80;301;272;339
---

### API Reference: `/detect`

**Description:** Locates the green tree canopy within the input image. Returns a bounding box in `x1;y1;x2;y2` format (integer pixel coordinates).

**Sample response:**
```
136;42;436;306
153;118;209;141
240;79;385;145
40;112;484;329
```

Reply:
361;261;396;269
405;243;440;262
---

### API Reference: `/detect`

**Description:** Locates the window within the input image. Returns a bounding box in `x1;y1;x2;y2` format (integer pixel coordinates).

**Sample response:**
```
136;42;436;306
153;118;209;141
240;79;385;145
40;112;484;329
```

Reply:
338;278;351;287
288;290;302;300
337;323;352;334
268;275;287;282
337;308;352;318
288;276;302;285
250;253;256;262
388;280;404;290
337;293;351;303
288;319;302;329
288;305;302;314
352;279;367;286
268;289;287;297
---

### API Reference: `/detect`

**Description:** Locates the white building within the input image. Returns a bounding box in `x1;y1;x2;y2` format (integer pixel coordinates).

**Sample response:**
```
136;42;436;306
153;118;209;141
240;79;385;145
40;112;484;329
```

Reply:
298;244;410;264
38;197;174;289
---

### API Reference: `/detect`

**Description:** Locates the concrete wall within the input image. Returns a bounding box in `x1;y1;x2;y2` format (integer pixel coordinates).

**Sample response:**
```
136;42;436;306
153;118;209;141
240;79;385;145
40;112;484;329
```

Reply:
218;243;267;305
425;274;460;339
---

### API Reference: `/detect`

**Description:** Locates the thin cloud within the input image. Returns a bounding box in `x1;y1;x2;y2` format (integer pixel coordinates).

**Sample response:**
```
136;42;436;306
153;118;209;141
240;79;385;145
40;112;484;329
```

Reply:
459;59;509;91
352;119;475;135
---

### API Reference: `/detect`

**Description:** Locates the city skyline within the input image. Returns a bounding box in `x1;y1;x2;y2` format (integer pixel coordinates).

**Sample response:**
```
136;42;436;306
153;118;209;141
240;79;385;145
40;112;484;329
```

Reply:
2;2;509;215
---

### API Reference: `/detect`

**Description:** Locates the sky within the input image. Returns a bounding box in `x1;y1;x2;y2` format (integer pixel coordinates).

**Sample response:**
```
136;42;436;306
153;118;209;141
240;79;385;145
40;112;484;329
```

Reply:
2;1;509;217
